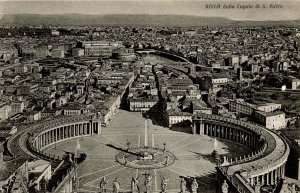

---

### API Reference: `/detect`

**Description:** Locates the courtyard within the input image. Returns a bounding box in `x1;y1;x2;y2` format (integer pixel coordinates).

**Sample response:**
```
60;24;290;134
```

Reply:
42;110;251;193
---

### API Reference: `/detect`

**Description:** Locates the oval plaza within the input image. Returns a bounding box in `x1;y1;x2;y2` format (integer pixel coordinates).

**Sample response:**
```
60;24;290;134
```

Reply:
11;110;290;193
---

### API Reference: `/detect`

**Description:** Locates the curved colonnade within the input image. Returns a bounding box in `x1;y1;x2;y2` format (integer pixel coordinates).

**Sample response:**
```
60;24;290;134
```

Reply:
22;114;101;162
192;114;289;193
12;112;289;193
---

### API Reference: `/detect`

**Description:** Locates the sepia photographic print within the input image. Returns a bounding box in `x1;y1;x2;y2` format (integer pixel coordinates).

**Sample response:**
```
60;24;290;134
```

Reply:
0;0;300;193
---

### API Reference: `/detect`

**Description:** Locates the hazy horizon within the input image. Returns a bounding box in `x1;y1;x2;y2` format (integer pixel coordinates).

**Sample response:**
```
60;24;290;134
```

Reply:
0;0;300;21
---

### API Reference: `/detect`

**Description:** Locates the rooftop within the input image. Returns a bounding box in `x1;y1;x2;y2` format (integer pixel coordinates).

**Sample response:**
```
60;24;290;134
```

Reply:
256;110;285;117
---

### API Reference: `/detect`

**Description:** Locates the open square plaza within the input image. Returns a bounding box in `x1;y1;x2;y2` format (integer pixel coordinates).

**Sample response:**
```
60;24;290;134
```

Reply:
42;110;251;193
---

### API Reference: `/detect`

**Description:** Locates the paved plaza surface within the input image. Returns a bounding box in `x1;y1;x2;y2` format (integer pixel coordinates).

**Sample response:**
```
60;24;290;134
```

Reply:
43;110;251;193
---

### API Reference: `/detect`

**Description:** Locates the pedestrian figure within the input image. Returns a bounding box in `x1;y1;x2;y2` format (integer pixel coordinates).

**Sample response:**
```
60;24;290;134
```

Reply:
131;176;139;193
124;154;128;165
179;177;186;193
99;177;108;193
144;174;152;193
113;177;120;193
164;155;169;166
222;180;229;193
191;178;198;193
161;176;169;193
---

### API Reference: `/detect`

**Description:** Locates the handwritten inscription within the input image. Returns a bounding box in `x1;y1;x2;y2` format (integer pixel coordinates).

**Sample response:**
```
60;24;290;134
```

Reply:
205;4;283;9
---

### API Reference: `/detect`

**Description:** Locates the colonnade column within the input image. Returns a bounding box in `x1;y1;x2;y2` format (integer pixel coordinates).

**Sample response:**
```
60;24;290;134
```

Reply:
82;123;85;135
208;124;210;136
261;174;264;185
66;126;69;138
192;122;196;135
45;132;47;146
43;133;46;147
42;134;44;148
37;137;40;149
43;133;45;147
241;132;244;144
41;134;43;148
270;171;274;185
214;125;217;136
48;133;52;144
46;132;49;147
89;121;93;135
60;127;62;139
274;169;277;184
88;121;93;135
54;129;56;142
36;137;39;150
64;126;67;138
253;136;256;150
96;121;100;134
49;131;52;143
40;135;42;149
62;127;65;139
37;136;39;149
53;129;56;142
71;125;74;137
246;134;250;148
279;165;282;178
41;133;44;148
83;123;86;135
49;131;52;144
44;133;47;147
79;124;82;135
200;122;204;135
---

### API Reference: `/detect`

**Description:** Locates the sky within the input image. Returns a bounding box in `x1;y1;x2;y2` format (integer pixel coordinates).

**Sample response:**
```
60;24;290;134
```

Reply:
0;0;300;21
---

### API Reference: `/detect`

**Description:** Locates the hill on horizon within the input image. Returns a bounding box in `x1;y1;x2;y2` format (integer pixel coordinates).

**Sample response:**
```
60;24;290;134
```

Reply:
0;14;299;27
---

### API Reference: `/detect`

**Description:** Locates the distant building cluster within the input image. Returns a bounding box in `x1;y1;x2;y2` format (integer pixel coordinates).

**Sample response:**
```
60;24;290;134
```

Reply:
128;63;158;112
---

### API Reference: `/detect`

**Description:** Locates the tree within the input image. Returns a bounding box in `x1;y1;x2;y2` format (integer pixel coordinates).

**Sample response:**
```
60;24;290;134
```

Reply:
271;92;281;100
264;73;283;88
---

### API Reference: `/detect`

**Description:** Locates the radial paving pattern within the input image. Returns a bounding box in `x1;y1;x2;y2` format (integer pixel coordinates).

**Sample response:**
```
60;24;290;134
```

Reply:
116;147;176;169
42;110;251;193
